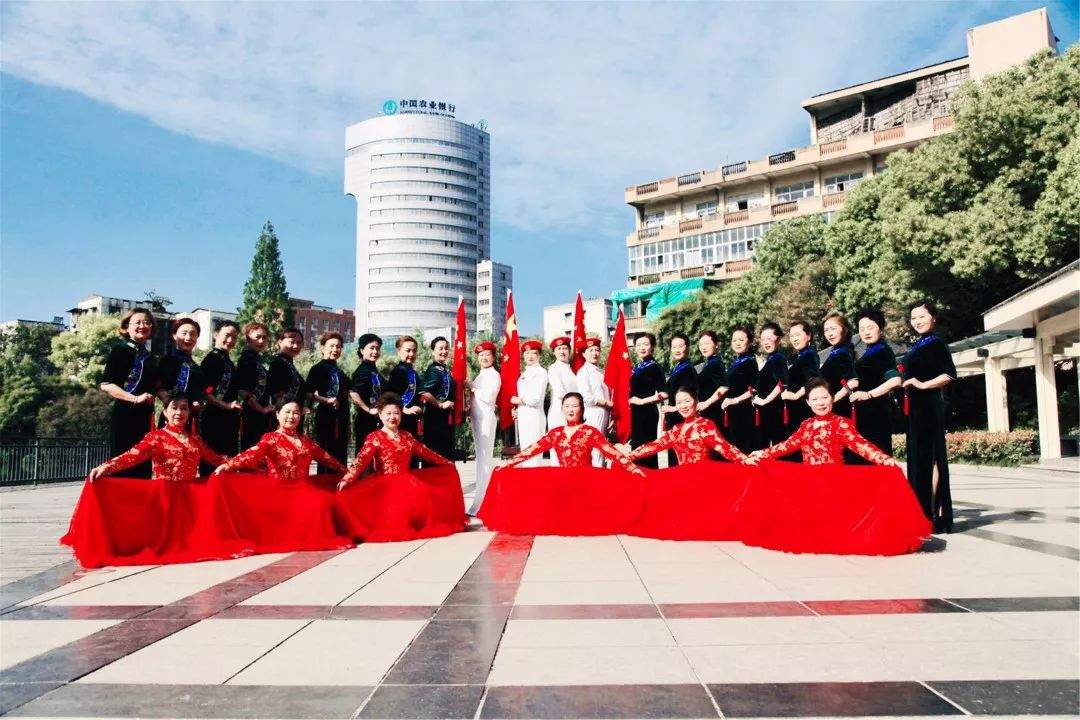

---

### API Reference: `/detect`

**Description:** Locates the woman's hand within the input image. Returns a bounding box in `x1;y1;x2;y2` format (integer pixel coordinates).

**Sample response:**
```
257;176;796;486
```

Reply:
780;390;797;401
720;398;733;410
742;455;758;466
748;450;765;461
211;464;227;475
336;479;349;491
87;466;105;483
229;401;243;412
849;390;870;403
656;391;669;402
133;392;154;405
510;396;521;406
902;378;924;390
405;406;422;416
367;407;379;416
751;396;765;407
439;400;454;410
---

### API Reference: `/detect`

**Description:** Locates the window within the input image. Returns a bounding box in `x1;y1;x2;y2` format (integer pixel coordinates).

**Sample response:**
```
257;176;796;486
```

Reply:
824;171;863;194
726;192;762;212
774;180;815;203
644;211;665;227
695;201;718;217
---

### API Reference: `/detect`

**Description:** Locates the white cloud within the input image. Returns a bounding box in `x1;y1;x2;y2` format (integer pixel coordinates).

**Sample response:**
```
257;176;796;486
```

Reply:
1;1;1002;239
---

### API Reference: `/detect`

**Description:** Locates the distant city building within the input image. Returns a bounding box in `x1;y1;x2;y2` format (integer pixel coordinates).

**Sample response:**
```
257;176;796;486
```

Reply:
288;298;355;351
0;317;65;335
619;8;1057;333
476;260;513;338
542;298;614;345
67;294;174;353
180;308;238;351
345;99;492;339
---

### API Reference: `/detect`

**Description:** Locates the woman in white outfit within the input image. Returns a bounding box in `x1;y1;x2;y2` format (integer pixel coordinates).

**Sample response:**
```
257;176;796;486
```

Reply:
468;341;501;515
574;336;613;467
511;339;548;467
546;336;577;466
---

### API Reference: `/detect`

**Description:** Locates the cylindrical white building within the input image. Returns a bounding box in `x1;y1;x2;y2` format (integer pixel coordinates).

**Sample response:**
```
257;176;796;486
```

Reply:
345;101;490;338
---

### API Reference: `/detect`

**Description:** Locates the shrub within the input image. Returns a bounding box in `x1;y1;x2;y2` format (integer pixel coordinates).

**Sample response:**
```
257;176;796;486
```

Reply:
892;430;1038;466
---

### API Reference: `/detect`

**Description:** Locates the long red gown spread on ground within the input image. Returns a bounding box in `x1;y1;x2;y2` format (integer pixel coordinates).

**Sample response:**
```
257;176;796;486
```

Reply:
478;424;646;536
212;430;352;552
61;429;252;568
742;414;931;555
335;429;466;542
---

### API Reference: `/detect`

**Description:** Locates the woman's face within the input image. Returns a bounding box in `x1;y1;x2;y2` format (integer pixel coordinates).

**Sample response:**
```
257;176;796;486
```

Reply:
910;305;935;335
127;313;154;343
247;329;269;352
731;330;749;354
173;324;199;353
432;340;450;363
398;341;417;364
698;334;716;358
523;348;540;366
322;338;343;361
164;400;190;427
634;336;653;360
478;349;495;368
562;396;584;424
760;329;780;353
823;318;845;347
554;344;571;363
584;345;601;364
789;325;810;351
675;390;698;418
278;333;301;357
379;403;402;430
670;338;687;362
858;318;883;345
361;340;381;362
807;386;834;416
216;325;238;351
277;402;302;430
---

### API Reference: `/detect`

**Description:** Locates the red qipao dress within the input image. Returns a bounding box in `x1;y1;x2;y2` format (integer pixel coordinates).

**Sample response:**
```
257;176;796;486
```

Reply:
212;430;352;552
478;423;646;536
61;428;252;568
745;414;930;555
627;414;760;540
335;429;466;542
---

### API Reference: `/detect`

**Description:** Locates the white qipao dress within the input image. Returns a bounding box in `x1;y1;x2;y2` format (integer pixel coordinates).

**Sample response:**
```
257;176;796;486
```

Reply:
546;360;578;466
575;361;612;467
468;366;501;515
514;364;548;467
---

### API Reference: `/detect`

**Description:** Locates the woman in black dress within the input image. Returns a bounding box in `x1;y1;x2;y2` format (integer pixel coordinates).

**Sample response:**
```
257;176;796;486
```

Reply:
349;333;384;461
156;318;205;430
199;321;242;472
267;328;304;410
628;333;666;469
781;320;820;462
419;336;456;460
820;312;858;418
720;326;759;454
307;332;351;471
902;300;957;533
236;322;274;451
753;322;788;448
660;333;698;467
695;331;727;430
849;309;901;459
99;308;158;477
388;335;422;438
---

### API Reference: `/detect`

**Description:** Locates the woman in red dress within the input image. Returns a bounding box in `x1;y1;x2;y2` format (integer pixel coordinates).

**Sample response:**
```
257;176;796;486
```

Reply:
212;400;351;552
744;378;930;555
478;393;645;535
624;387;759;540
335;392;466;542
61;393;251;568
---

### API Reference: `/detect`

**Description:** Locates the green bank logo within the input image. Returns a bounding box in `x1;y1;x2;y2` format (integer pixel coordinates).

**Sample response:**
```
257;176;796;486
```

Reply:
382;100;399;116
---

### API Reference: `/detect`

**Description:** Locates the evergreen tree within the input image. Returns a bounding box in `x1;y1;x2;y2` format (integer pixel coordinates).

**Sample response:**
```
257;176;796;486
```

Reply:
237;220;292;340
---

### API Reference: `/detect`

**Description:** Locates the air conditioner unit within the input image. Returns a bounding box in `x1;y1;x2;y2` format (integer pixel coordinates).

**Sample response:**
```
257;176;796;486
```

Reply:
703;264;715;274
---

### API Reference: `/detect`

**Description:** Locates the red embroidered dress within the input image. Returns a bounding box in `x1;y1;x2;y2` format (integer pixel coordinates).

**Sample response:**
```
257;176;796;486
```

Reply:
628;415;749;464
61;427;250;568
335;429;465;542
504;424;643;475
217;430;346;480
755;414;892;465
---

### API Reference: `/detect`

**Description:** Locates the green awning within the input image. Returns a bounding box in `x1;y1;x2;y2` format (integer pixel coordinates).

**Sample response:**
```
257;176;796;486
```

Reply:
610;279;708;322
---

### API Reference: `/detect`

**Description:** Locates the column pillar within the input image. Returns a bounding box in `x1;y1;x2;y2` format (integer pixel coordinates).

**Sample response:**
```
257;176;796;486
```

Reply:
984;356;1009;432
1033;334;1061;460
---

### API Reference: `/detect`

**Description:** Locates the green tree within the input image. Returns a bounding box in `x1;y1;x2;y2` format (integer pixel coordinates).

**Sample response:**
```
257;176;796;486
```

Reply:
35;386;111;438
49;314;121;388
237;220;292;340
0;325;63;436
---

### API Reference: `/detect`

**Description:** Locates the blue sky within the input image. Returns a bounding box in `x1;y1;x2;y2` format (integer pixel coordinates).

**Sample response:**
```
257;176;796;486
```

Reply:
2;1;1076;335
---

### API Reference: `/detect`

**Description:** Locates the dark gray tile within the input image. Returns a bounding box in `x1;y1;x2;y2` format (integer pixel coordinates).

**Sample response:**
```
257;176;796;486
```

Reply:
803;599;963;616
215;604;331;619
929;679;1080;715
443;582;519;605
481;684;718;719
710;681;962;717
7;683;374;718
0;682;63;716
382;619;506;684
435;603;513;621
0;604;156;620
360;684;484;719
512;604;660;620
946;595;1080;612
331;605;438;620
963;528;1080;560
0;560;82;611
662;602;811;618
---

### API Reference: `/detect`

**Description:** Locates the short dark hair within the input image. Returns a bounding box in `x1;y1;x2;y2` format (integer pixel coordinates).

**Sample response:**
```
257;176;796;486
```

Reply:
430;336;449;350
760;322;782;339
634;333;656;349
274;398;303;412
216;320;240;334
670;333;690;348
823;312;852;345
731;325;754;347
698;330;719;344
319;332;344;346
909;299;940;322
279;327;303;342
396;335;417;349
171;317;201;336
674;385;698;401
164;391;191;409
805;377;831;396
789;320;813;338
855;309;886;332
376;391;403;411
357;333;382;352
561;391;584;407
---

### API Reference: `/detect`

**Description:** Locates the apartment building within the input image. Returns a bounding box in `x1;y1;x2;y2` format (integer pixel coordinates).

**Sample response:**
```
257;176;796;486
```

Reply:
620;8;1057;332
542;298;614;345
476;260;513;338
289;298;355;351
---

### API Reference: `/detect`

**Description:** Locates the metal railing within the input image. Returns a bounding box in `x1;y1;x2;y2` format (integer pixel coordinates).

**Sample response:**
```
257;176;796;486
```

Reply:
722;161;748;176
677;172;702;186
0;437;110;486
768;150;796;166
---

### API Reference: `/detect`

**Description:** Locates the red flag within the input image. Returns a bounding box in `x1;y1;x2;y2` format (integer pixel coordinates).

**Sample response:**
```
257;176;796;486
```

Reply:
604;308;632;443
497;290;520;430
570;290;586;373
451;296;467;426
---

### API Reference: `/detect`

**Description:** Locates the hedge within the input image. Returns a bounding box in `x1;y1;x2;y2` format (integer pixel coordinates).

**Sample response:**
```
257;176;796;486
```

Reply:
891;430;1038;466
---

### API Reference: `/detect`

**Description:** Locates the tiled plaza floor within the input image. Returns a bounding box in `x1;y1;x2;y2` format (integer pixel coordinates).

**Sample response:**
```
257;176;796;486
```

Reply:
0;462;1077;719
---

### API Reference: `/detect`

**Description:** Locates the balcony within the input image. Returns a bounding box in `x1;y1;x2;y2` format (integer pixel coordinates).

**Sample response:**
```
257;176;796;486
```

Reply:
638;226;661;240
822;191;847;209
873;126;905;143
636;181;659;195
722;161;748;177
933;115;955;131
677;172;702;187
679;217;703;233
723;209;749;224
771;200;798;216
819;138;847;156
768;150;797;166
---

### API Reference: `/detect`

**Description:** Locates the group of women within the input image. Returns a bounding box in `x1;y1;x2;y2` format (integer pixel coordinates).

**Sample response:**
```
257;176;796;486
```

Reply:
62;299;955;568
